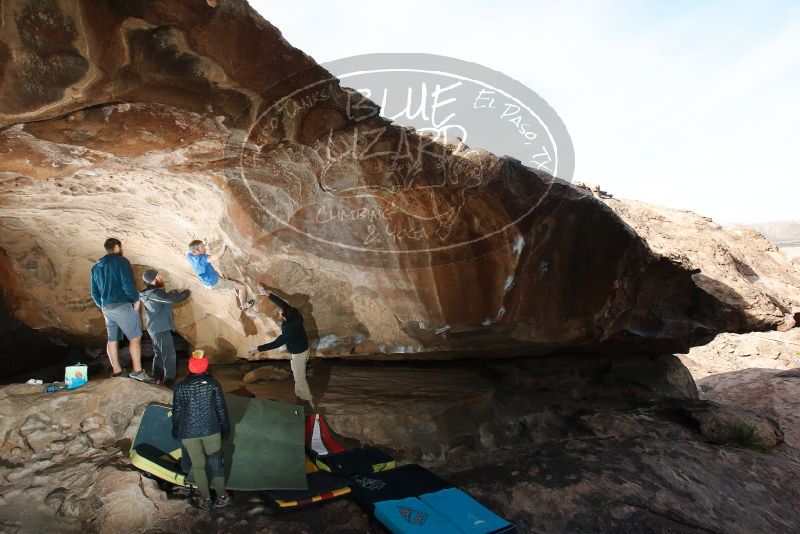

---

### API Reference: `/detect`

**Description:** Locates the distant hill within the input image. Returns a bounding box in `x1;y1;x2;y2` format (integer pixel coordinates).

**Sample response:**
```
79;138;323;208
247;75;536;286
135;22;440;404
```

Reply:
746;221;800;247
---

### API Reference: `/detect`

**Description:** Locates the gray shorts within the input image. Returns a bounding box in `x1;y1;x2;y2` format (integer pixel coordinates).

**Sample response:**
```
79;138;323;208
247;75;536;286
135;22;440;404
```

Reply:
205;278;237;292
102;303;142;341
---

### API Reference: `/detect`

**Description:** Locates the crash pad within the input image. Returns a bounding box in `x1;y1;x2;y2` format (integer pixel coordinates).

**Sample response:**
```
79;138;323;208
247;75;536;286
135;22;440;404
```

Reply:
374;496;461;533
223;394;307;490
305;413;396;474
349;464;516;534
130;396;307;491
420;488;515;533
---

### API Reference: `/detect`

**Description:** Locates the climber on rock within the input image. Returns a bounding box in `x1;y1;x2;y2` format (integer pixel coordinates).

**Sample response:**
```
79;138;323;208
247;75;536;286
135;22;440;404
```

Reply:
186;239;254;312
248;287;314;408
90;237;154;383
139;269;191;389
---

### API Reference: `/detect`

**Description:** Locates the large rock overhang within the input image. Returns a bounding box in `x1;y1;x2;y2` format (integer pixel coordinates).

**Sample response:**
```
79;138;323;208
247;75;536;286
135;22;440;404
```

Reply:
0;0;750;361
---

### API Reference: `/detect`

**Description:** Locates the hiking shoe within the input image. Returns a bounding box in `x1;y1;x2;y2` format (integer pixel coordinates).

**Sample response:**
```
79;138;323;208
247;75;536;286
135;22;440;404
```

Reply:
213;493;232;509
111;368;126;378
242;298;256;311
195;497;213;511
129;370;155;383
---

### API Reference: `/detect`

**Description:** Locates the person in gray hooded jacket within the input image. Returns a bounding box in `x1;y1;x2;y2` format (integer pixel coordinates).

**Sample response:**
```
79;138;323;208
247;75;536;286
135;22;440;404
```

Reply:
139;269;191;388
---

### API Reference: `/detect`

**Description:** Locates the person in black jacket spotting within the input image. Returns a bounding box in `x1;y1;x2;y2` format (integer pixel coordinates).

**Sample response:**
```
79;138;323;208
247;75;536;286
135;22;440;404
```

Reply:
249;289;313;407
172;350;231;510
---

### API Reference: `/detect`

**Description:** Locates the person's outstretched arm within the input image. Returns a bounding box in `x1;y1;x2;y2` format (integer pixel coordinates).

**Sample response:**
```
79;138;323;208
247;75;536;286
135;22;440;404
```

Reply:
149;288;191;305
255;334;286;352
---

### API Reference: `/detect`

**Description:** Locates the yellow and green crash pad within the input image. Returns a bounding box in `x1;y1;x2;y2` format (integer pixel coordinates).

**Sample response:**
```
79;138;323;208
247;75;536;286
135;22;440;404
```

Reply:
130;395;307;491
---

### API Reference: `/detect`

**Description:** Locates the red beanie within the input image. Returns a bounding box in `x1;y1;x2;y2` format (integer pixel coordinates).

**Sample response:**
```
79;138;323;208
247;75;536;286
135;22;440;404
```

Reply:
189;350;209;374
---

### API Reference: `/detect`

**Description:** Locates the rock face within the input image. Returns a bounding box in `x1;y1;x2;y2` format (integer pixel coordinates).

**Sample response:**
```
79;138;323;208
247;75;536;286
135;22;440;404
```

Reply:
446;413;800;534
679;329;800;379
698;367;800;449
600;196;800;332
0;0;764;361
0;379;177;532
679;328;800;448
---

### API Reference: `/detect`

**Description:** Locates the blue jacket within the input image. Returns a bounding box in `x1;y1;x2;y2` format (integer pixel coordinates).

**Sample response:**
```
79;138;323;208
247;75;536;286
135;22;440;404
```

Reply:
90;253;138;308
186;253;219;287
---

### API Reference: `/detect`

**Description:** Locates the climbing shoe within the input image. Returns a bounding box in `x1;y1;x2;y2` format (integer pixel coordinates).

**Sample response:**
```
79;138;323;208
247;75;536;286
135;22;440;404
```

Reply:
129;370;155;383
213;493;232;509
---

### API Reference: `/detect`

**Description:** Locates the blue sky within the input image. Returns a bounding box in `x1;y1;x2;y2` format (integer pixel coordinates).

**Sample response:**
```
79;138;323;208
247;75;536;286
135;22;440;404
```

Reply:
251;0;799;224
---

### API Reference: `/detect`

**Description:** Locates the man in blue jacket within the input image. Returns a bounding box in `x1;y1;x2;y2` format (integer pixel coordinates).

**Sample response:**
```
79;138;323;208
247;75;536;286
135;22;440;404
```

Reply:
90;238;153;383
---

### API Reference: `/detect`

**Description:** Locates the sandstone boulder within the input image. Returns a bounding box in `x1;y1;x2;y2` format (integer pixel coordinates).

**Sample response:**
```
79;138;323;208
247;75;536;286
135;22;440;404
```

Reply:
602;197;800;331
242;364;292;383
679;329;800;379
0;0;765;362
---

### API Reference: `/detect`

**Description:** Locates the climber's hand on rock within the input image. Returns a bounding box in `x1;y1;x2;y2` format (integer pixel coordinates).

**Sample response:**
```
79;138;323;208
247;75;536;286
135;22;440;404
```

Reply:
247;347;259;356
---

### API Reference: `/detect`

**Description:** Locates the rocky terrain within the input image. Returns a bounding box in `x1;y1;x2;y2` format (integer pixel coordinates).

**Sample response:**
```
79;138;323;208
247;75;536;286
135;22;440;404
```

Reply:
678;328;800;449
3;356;800;534
597;196;800;332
